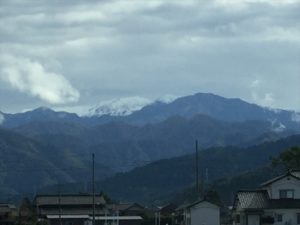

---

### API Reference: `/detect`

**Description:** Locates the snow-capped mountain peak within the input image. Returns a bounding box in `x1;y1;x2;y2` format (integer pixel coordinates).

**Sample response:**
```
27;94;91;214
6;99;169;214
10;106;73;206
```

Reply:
87;96;153;117
87;95;177;117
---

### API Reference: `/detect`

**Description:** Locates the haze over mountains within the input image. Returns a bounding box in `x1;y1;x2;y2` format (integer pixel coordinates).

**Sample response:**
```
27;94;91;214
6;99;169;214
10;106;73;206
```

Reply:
0;92;300;203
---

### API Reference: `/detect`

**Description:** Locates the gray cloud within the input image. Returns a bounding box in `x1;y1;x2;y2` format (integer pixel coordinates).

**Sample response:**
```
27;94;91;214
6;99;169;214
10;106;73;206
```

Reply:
0;0;299;113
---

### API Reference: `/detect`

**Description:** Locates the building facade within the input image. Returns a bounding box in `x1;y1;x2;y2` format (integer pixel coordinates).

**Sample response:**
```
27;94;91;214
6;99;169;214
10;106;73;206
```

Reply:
34;194;144;225
232;170;300;225
0;204;17;225
176;200;220;225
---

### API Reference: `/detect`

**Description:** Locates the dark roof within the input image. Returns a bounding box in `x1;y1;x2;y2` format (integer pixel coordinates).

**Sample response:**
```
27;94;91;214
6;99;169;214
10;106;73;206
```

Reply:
159;203;177;214
260;170;300;187
106;203;144;211
0;204;17;214
35;194;106;206
39;208;106;216
233;190;269;210
37;201;146;216
176;199;219;211
175;203;190;211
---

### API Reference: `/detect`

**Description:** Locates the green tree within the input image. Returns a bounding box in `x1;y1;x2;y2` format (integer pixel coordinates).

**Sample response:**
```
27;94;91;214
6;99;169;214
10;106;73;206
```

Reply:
272;146;300;170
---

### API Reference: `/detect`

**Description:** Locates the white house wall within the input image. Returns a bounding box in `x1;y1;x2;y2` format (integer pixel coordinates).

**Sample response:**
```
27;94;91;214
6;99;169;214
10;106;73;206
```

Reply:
264;209;300;225
190;202;219;225
262;176;300;199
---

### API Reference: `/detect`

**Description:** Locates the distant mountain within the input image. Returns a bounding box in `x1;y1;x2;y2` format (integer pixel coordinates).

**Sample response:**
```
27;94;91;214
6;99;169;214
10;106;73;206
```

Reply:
1;92;300;203
12;114;294;172
122;93;300;129
1;93;300;130
0;107;83;128
38;135;300;204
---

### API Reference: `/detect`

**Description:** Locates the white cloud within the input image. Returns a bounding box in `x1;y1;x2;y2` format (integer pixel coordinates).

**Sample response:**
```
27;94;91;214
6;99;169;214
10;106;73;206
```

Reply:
158;94;177;103
292;112;300;123
0;113;5;125
272;122;286;133
250;79;261;88
250;78;275;107
0;55;80;104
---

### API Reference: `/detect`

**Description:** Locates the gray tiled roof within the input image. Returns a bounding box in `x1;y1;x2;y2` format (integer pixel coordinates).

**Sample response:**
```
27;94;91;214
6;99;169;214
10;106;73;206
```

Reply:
176;199;219;211
234;190;269;209
106;203;144;211
234;190;300;210
35;194;106;206
0;204;17;214
39;208;106;216
107;203;132;211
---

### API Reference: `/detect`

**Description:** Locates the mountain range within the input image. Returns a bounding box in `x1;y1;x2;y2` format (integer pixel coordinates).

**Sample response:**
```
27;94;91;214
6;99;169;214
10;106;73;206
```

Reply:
1;93;300;129
0;92;300;203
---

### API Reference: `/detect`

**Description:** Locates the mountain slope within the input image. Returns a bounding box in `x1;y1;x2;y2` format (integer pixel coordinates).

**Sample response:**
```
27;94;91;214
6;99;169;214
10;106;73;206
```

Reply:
38;135;300;204
12;114;293;172
96;135;300;203
0;128;112;201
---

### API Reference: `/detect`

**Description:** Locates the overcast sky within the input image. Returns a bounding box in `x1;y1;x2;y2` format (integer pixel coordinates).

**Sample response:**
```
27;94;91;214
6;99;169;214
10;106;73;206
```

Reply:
0;0;299;114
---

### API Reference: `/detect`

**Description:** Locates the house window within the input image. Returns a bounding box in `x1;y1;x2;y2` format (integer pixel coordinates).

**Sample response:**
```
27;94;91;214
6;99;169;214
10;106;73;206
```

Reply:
297;213;300;224
277;214;283;222
279;189;294;199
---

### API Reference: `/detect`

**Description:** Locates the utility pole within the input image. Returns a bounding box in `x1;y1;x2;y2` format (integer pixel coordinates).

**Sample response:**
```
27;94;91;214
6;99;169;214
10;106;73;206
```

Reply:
201;163;204;198
195;140;199;195
58;184;62;225
158;211;161;225
92;153;95;225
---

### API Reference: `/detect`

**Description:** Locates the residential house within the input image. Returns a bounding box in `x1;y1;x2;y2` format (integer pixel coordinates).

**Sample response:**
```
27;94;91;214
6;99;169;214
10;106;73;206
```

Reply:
152;203;178;225
34;194;143;225
0;204;17;225
176;200;220;225
232;170;300;225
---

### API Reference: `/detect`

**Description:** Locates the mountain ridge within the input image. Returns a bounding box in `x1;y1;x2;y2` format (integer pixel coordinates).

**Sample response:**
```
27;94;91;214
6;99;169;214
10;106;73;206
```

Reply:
1;93;299;130
1;92;300;203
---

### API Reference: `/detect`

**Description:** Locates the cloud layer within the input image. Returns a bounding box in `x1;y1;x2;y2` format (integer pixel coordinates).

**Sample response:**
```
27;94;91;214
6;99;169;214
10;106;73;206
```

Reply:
0;0;299;112
0;55;80;104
